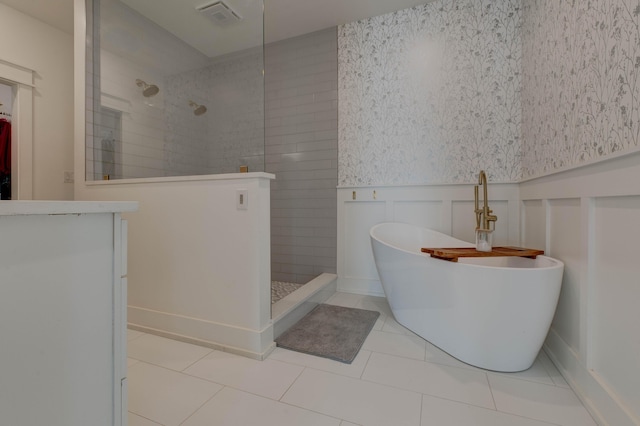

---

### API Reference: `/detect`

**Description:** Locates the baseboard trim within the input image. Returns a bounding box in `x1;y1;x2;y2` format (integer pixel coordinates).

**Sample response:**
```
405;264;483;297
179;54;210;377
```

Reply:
545;329;638;426
128;305;275;360
337;276;385;297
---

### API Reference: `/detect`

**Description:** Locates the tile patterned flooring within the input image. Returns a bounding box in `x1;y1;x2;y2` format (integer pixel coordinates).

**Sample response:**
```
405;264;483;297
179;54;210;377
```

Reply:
127;292;598;426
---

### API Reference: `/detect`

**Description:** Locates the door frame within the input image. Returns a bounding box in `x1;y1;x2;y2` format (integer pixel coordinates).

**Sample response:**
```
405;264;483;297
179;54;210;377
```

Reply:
0;59;34;200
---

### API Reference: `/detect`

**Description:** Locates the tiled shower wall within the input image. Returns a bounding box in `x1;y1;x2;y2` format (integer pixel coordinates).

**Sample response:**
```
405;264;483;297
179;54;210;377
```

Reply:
88;0;264;180
265;28;338;284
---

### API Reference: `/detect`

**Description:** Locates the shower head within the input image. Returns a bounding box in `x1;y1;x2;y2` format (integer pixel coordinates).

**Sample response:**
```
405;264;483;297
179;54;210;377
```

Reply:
189;100;207;116
136;79;159;97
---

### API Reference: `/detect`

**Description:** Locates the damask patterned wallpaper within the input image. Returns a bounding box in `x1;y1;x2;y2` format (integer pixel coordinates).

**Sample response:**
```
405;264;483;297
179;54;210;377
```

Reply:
521;0;640;179
338;0;523;186
338;0;640;186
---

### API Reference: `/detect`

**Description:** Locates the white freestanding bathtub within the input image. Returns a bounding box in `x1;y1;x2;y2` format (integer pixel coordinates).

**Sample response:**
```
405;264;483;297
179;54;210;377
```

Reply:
370;222;564;372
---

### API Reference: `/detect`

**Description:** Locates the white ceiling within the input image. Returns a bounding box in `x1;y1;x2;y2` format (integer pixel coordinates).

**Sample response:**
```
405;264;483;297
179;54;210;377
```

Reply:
264;0;430;43
0;0;74;35
0;0;429;56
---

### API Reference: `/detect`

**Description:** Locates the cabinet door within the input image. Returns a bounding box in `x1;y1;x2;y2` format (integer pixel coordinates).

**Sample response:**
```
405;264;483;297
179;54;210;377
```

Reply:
0;213;117;425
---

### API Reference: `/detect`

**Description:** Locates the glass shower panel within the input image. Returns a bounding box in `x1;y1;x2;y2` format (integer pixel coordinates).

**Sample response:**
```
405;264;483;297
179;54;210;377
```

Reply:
86;0;264;181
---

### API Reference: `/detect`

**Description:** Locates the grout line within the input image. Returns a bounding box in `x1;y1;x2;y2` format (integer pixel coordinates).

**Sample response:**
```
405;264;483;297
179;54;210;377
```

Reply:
129;412;166;426
278;365;307;402
485;371;498;411
275;397;346;424
180;347;216;372
358;350;373;380
176;385;225;426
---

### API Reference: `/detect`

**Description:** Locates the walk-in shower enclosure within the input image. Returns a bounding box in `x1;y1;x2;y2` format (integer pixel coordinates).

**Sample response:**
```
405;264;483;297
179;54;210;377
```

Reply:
78;0;274;360
85;0;265;181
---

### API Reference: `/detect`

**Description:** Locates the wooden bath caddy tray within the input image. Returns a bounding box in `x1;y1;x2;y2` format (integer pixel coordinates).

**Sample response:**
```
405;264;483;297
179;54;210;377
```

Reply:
420;246;544;262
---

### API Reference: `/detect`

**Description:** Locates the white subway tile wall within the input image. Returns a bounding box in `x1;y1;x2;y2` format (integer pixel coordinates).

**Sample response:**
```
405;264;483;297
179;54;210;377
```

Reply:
265;28;338;283
86;0;264;180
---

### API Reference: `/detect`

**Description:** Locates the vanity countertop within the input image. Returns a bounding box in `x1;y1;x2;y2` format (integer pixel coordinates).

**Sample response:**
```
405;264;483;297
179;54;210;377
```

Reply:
0;200;138;216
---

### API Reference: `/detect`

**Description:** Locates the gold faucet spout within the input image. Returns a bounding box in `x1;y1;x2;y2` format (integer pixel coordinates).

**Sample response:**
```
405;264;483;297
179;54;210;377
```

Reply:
475;170;497;232
474;184;481;229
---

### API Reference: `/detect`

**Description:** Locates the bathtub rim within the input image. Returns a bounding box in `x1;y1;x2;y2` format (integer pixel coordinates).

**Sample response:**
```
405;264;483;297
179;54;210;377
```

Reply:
370;222;564;271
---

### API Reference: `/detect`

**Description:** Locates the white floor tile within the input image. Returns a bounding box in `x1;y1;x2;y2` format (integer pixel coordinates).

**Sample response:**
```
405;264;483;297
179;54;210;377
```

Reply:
268;347;371;378
381;315;414;335
363;352;495;409
128;362;222;426
423;340;480;370
281;368;422;426
325;292;364;308
489;374;598;426
354;295;393;318
128;412;162;426
538;349;570;388
373;321;483;372
184;350;304;400
421;395;557;426
362;329;426;360
127;329;145;341
124;306;594;426
182;387;341;426
491;354;556;386
127;333;213;371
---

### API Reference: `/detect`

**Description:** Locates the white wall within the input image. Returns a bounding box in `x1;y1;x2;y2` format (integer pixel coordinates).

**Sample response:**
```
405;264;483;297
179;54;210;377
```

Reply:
0;3;74;200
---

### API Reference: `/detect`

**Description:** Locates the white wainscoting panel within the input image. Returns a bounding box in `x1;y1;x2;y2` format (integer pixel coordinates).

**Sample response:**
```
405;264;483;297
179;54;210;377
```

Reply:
548;198;582;354
521;199;546;251
520;152;640;426
342;200;386;295
393;200;445;233
592;196;640;422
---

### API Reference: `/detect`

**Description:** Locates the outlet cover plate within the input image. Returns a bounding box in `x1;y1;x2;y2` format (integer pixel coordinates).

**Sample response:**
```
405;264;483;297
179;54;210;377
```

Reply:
236;189;248;210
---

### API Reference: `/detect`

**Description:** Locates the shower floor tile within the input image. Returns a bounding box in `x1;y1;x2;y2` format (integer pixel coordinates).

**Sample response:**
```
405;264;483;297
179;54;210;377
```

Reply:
271;280;303;304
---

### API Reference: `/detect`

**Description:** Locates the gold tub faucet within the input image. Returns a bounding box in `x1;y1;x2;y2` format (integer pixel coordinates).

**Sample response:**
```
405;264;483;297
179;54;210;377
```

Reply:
474;170;497;232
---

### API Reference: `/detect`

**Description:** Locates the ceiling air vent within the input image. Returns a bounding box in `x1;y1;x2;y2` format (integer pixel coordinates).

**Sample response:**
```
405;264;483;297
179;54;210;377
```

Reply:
196;1;243;27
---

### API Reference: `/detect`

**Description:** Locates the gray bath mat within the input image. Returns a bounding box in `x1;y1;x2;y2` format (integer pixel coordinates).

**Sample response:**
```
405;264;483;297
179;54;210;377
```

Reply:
275;304;380;364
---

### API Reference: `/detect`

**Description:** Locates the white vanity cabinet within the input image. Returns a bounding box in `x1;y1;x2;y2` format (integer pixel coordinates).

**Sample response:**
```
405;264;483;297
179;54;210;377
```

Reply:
0;201;137;426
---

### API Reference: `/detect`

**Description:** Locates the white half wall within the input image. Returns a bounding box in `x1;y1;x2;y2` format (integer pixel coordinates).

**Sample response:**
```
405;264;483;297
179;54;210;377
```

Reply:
337;183;520;296
75;174;274;359
520;153;640;426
